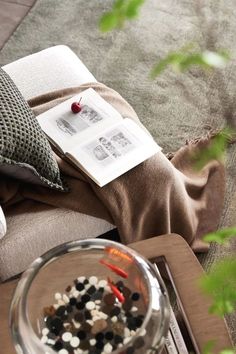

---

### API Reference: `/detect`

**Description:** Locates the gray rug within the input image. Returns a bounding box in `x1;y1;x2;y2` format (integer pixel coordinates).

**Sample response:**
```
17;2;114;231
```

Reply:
0;0;235;343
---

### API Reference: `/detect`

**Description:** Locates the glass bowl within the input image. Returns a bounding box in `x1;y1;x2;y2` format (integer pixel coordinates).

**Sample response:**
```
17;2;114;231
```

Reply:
10;239;170;354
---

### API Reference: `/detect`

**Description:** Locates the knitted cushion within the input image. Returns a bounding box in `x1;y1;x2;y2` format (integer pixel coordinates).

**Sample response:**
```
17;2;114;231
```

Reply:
0;68;65;191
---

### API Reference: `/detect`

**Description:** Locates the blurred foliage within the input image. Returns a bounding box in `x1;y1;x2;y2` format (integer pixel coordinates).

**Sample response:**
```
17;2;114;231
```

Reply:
200;257;236;316
203;341;235;354
200;229;236;318
99;0;145;32
150;49;230;78
200;227;236;352
203;340;216;354
203;227;236;245
192;127;234;170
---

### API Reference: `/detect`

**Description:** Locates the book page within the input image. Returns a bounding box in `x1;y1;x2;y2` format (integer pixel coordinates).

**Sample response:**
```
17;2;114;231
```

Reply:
81;126;139;167
67;118;161;186
36;88;123;153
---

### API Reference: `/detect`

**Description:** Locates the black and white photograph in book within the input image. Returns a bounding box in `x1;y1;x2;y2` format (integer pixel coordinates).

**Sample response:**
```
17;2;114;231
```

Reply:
56;105;104;136
83;126;139;167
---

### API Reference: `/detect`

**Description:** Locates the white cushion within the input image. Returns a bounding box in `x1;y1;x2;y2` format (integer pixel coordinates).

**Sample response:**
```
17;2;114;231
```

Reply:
2;45;97;100
0;207;7;240
1;201;114;281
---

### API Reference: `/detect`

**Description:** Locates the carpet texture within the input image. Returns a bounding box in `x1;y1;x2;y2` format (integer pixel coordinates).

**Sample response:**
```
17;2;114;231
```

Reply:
0;0;235;342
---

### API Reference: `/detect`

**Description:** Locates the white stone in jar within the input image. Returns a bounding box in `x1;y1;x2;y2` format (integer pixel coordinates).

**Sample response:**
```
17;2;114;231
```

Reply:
103;342;113;353
123;337;131;345
47;338;56;345
62;331;72;342
89;339;96;346
124;327;130;337
99;312;108;320
140;328;147;336
62;294;70;303
131;306;138;312
85;301;95;310
58;299;65;306
70;336;80;348
54;292;62;300
77;276;86;282
40;335;48;344
98;279;107;288
58;349;68;354
41;328;49;336
89;276;98;285
91;309;99;316
72;319;81;329
73;290;80;298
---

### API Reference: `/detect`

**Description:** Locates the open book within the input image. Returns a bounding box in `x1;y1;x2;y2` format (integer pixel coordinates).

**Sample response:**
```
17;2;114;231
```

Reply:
36;88;161;187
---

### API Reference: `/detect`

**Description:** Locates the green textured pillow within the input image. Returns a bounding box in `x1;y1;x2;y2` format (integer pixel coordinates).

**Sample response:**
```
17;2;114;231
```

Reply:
0;68;66;191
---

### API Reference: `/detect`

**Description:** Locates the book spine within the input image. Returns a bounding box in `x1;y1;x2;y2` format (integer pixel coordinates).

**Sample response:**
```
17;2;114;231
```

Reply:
153;263;188;354
165;330;179;354
169;306;188;354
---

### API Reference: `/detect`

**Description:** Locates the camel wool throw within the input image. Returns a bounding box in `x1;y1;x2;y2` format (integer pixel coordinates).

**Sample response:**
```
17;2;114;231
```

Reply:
1;83;226;252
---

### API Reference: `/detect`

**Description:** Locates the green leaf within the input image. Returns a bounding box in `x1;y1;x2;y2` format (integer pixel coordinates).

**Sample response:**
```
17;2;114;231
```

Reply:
99;0;145;32
113;0;126;10
126;0;145;18
192;127;234;170
203;340;215;354
199;258;236;316
203;227;236;245
150;49;230;78
202;50;230;68
209;300;235;316
203;341;235;354
99;12;119;32
150;53;185;78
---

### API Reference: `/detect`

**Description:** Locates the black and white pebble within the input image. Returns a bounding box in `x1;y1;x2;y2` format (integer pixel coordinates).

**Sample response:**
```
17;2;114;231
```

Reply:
76;282;85;291
58;349;68;354
41;276;145;354
114;334;123;344
87;285;97;295
89;276;98;285
110;306;120;317
104;331;114;340
131;292;140;301
74;312;84;322
103;342;113;353
55;305;66;317
70;336;80;348
61;331;72;342
53;340;63;351
77;330;87;340
76;301;85;310
85;301;96;310
81;294;91;303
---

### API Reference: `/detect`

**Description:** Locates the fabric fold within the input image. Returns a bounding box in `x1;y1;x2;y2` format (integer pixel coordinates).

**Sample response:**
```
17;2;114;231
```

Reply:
1;83;226;252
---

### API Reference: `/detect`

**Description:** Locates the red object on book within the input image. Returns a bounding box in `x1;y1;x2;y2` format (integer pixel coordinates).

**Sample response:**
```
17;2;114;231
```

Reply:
71;97;82;113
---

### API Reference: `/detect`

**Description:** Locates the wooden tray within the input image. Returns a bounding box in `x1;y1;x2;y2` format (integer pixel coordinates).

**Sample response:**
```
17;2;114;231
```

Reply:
0;233;232;354
129;234;232;353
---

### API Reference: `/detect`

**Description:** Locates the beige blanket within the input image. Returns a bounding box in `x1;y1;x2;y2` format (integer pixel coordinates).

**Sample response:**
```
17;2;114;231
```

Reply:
1;83;225;252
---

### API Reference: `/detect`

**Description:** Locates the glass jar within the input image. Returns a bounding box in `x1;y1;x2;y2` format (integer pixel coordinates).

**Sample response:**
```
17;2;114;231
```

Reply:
10;239;170;354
